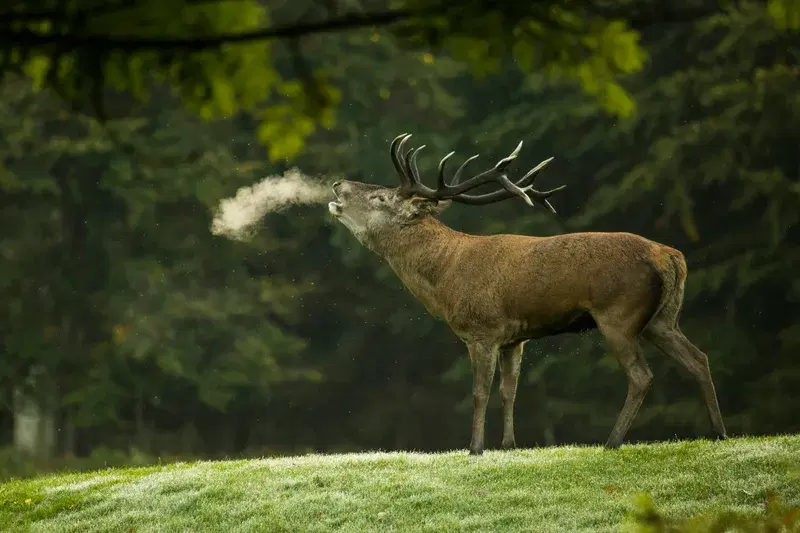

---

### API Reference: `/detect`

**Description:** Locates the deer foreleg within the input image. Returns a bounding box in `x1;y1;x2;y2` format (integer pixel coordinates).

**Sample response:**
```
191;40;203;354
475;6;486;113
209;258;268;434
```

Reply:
467;342;498;456
498;343;524;449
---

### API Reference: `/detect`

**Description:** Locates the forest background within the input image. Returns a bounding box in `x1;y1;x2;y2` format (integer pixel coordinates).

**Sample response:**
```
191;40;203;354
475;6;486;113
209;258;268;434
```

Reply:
0;0;798;480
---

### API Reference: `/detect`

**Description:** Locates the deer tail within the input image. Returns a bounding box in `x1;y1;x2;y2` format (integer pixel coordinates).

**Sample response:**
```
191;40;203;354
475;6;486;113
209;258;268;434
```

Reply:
645;248;687;331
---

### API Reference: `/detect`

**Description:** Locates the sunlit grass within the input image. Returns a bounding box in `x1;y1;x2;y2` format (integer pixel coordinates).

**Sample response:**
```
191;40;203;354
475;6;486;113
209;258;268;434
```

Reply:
1;436;798;532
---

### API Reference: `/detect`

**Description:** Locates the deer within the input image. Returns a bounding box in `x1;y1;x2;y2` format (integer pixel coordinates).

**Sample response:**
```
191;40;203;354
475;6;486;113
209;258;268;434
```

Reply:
327;133;728;455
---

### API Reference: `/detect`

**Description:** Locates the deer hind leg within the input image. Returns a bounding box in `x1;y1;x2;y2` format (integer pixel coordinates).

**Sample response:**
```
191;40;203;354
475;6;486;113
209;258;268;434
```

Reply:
467;342;499;456
643;320;727;440
597;319;654;449
498;342;524;449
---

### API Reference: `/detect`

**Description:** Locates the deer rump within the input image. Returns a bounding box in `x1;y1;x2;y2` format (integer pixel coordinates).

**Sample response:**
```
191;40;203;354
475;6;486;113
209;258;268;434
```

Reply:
440;231;674;346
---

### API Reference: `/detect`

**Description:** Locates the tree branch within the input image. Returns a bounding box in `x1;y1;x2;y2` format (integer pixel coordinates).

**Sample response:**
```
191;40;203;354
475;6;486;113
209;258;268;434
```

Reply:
0;1;744;53
1;8;439;51
0;0;235;22
0;1;134;23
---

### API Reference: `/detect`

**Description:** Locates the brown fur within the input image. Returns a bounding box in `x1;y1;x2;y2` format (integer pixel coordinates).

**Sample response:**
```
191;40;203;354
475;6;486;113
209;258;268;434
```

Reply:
329;179;727;454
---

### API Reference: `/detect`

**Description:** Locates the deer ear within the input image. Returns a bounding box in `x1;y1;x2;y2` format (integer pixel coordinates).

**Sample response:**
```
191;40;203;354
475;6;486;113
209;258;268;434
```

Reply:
430;199;452;215
408;196;451;217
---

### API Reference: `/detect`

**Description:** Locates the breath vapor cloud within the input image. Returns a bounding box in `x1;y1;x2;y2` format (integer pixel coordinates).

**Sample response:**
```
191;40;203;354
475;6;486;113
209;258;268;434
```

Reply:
211;168;333;241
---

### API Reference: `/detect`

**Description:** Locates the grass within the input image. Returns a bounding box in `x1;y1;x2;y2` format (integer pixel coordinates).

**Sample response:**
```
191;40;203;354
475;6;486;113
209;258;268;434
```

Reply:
1;436;799;532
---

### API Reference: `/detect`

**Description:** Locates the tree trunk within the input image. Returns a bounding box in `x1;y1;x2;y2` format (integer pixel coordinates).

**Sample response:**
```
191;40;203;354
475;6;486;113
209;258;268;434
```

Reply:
393;356;410;451
536;381;557;447
13;386;57;462
62;408;76;457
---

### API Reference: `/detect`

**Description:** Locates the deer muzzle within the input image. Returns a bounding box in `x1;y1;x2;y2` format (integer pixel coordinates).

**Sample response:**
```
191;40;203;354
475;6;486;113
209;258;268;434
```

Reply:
329;181;343;216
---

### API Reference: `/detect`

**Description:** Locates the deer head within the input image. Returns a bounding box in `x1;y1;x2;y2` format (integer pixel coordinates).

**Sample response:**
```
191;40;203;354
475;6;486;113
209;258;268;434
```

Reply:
327;181;451;250
328;133;565;250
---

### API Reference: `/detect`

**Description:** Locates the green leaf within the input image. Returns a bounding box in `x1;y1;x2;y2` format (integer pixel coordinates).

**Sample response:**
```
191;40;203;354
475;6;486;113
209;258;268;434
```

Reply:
512;41;535;71
768;0;800;30
21;55;50;91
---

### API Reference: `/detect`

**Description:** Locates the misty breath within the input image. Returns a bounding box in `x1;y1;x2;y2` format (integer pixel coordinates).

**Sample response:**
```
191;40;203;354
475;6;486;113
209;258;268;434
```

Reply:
211;168;333;241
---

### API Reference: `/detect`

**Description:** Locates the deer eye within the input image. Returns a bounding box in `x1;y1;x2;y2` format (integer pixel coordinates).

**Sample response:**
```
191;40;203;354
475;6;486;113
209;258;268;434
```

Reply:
371;195;385;203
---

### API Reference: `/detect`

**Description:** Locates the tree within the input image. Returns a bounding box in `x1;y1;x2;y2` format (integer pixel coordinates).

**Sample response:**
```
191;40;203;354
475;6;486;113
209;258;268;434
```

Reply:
0;78;324;456
2;0;796;164
2;0;799;465
3;0;725;162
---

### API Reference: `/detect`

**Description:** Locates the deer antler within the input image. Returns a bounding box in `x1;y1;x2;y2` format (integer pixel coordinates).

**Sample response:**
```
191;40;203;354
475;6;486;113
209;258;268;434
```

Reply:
389;133;566;214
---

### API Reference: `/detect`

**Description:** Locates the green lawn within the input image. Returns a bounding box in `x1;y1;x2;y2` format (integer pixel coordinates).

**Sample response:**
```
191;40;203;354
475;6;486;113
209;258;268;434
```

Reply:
1;436;799;532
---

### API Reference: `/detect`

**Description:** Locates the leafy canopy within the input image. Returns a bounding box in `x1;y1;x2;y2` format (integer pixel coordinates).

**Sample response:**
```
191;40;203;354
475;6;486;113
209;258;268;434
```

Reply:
0;0;754;161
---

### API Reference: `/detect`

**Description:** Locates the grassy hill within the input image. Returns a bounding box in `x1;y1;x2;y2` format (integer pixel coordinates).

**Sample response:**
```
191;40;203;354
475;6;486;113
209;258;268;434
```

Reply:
1;436;799;532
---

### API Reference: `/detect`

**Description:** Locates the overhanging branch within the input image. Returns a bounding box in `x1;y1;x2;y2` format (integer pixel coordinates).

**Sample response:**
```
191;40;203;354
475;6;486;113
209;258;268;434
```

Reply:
1;8;439;51
0;1;747;54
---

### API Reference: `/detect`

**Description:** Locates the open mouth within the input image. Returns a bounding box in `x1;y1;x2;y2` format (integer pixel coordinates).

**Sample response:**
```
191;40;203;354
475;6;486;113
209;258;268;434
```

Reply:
328;187;343;216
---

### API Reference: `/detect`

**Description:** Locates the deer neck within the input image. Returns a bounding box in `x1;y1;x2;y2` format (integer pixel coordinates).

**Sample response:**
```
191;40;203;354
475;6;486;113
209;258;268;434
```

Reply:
375;217;461;317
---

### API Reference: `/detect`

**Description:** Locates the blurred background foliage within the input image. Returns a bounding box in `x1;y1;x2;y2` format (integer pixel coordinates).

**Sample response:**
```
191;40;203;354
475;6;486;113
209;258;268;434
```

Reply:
0;0;798;479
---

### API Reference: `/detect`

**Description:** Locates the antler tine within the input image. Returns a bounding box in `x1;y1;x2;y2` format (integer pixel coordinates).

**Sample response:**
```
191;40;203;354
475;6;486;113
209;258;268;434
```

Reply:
516;157;564;213
390;133;408;167
397;134;413;157
395;134;415;186
446;141;522;195
402;146;415;183
494;141;523;171
527;182;567;214
451;154;480;186
390;133;412;186
437;151;455;189
407;145;426;184
519;156;554;186
451;157;565;214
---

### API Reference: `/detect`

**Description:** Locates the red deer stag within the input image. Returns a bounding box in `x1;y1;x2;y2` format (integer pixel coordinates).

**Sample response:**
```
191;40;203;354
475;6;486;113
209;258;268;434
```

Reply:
328;133;727;455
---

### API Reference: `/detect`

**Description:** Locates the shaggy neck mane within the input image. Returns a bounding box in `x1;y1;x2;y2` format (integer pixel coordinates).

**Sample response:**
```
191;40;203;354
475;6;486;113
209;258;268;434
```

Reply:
373;217;464;312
